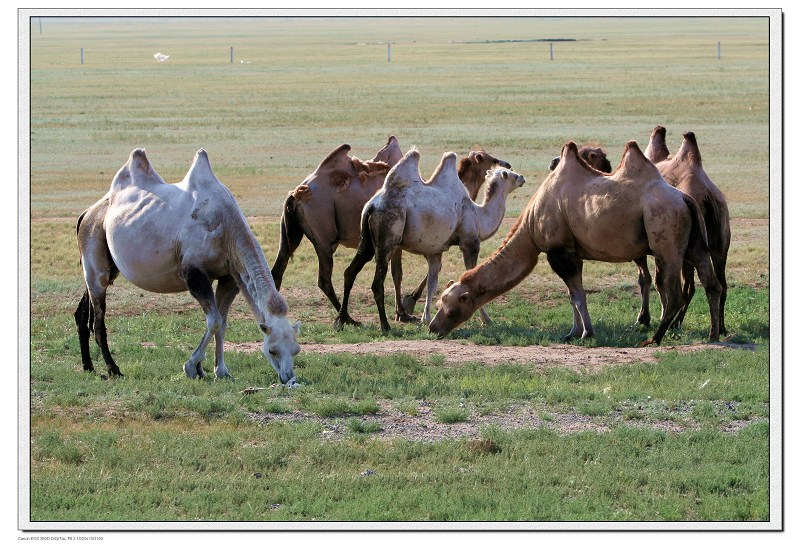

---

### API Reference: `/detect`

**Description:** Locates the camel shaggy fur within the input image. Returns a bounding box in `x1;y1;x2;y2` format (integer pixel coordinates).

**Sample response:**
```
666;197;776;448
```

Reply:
334;148;525;331
75;149;301;384
429;141;722;346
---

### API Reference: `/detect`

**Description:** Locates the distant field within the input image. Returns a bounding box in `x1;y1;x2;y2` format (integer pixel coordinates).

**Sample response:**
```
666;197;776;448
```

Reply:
25;15;774;527
29;16;769;218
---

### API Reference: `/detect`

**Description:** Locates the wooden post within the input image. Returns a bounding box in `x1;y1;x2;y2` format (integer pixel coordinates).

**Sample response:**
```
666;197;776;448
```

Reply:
388;43;391;63
80;48;84;65
550;42;554;61
38;17;42;34
717;41;722;60
230;46;234;63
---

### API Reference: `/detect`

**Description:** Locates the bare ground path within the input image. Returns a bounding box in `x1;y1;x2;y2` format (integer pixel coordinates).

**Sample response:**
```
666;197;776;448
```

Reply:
235;339;761;442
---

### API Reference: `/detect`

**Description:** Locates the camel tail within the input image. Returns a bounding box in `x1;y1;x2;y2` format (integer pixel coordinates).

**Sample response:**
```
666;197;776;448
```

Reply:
356;203;377;259
271;189;307;290
683;194;710;256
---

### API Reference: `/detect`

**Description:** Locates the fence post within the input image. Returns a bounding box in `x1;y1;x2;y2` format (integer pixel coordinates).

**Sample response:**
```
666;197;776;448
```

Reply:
717;41;721;60
230;46;234;63
550;42;554;61
388;43;391;63
80;47;84;65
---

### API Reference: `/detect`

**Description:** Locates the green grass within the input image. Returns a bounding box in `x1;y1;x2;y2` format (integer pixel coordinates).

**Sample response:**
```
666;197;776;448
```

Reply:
25;15;773;524
30;417;768;521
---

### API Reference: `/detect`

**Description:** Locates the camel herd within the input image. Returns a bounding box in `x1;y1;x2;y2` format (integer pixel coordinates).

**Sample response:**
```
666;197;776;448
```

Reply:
74;127;730;385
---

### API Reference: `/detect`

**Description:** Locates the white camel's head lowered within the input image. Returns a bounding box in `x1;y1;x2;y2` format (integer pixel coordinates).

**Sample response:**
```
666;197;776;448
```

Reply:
260;319;301;387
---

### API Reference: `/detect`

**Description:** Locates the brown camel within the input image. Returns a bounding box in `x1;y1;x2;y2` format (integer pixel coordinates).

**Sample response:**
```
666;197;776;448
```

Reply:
271;137;511;320
429;141;722;346
638;126;731;334
270;137;400;313
334;148;525;332
75;149;301;384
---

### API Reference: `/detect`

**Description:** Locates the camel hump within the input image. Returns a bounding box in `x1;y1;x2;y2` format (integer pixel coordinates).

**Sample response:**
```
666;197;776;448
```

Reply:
317;144;352;170
185;148;220;188
384;147;421;190
645;125;670;163
557;141;593;173
674;131;703;166
111;148;164;190
426;151;459;185
373;135;403;165
618;140;661;179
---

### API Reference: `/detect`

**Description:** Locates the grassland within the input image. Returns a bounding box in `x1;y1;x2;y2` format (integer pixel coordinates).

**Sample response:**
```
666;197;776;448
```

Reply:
24;15;774;527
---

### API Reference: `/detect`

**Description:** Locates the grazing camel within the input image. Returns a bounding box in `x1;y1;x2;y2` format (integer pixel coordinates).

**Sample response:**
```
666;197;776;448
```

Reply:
429;141;722;346
637;126;731;334
75;149;301;384
271;137;512;320
334;148;525;331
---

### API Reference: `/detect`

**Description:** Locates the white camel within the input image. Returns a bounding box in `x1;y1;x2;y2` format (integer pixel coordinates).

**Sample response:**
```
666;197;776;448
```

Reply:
334;148;525;331
75;148;301;385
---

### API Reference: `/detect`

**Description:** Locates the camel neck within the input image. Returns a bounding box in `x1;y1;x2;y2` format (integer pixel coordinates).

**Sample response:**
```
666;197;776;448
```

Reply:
462;213;541;307
474;185;511;241
231;218;286;326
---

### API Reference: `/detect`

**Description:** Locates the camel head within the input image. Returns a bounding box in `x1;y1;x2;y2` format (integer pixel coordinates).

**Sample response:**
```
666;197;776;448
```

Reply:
483;166;526;199
549;144;611;173
428;280;476;337
259;318;302;386
645;125;670;163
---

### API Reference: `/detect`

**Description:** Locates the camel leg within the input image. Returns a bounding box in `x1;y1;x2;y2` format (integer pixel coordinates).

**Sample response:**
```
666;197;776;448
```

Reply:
334;244;375;330
645;257;685;345
212;275;240;380
634;257;652;326
391;250;418;323
714;252;729;336
671;262;696;330
182;267;225;379
421;253;443;326
687;252;722;342
270;198;306;291
461;239;491;325
74;290;94;372
78;238;123;377
313;244;342;313
547;250;593;340
402;276;427;316
371;244;397;332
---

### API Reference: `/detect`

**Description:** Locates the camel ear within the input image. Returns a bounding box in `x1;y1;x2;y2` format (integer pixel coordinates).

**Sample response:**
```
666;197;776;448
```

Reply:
475;153;484;163
501;170;508;179
260;323;271;335
445;279;455;289
292;321;301;335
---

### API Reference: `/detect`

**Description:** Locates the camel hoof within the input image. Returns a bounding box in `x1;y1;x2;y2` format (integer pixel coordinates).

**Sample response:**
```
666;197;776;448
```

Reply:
107;366;124;378
183;361;205;379
215;369;235;381
637;339;657;348
401;295;417;315
334;316;361;331
395;312;420;324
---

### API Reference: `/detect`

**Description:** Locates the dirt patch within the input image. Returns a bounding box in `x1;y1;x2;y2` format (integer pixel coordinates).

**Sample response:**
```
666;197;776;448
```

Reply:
228;339;750;373
245;399;766;443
